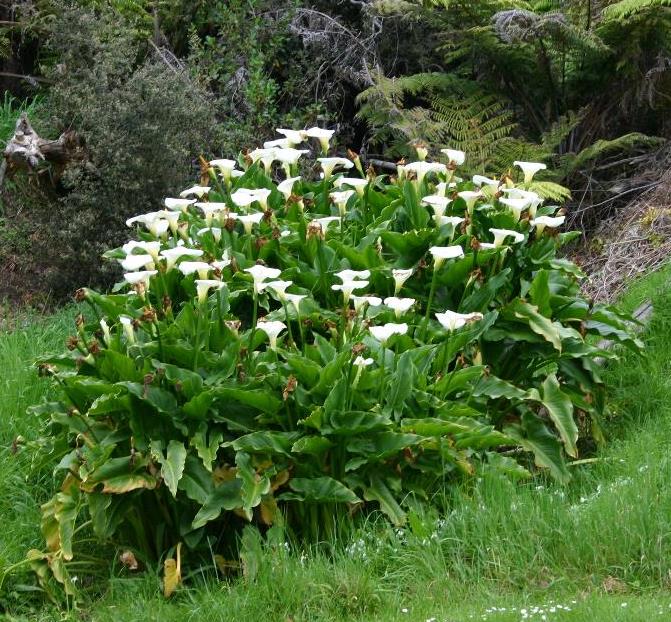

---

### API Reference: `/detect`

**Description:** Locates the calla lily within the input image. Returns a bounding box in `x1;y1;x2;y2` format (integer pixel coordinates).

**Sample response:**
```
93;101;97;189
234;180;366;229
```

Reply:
531;215;565;234
439;216;465;229
369;322;408;345
249;148;277;172
305;127;335;153
274;148;309;167
440;148;466;166
165;198;196;212
332;280;368;304
396;163;407;181
126;211;164;228
119;315;135;344
99;318;111;346
258;320;287;350
501;188;542;217
211;255;232;271
384;296;416;318
392;268;413;295
489;228;525;247
318;157;353;179
123;270;156;288
514;161;547;184
353;355;374;367
123;240;161;260
230;188;271;210
429;245;465;268
180;185;210;199
160;246;204;270
285;293;306;314
330;189;356;216
197;227;222;243
195;279;224;304
148;219;170;238
245;265;282;294
237;212;265;234
194;202;227;225
179;261;211;279
478;242;498;250
499;197;530;222
435;310;484;331
404;161;447;184
472;175;499;188
264;279;293;300
276;128;306;146
160;210;180;234
120;254;155;272
336;269;371;282
457;190;482;215
333;177;368;197
264;138;291;149
277;176;301;200
312;216;340;232
351;295;383;313
209;159;238;182
422;195;451;222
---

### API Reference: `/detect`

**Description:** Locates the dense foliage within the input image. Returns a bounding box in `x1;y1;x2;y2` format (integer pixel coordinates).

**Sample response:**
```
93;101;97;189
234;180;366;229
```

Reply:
27;133;640;593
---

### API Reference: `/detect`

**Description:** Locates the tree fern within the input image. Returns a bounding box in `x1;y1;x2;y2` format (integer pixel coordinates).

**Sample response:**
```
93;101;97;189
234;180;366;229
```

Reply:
602;0;671;21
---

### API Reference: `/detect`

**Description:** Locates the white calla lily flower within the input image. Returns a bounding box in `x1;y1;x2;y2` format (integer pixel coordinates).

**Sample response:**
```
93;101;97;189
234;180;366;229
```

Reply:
277;176;301;200
435;310;484;331
245;265;282;294
404;161;448;184
429;245;465;268
422;195;451;222
160;246;204;270
318;157;353;179
354;356;374;367
334;177;369;197
120;254;155;272
439;216;465;229
499;197;530;222
489;228;525;247
264;138;291;149
276;128;306;146
332;280;369;304
264;279;293;301
472;175;499;188
457;190;482;215
197;227;222;243
194;202;227;225
330;189;356;216
165;198;196;212
123;270;157;287
123;240;161;259
351;295;383;313
440;148;466;166
258;320;287;350
384;296;416;318
392;268;413;295
160;210;180;234
179;261;211;279
119;315;135;344
305;126;335;153
249;147;277;171
209;159;238;182
369;322;408;345
126;211;163;228
148;219;170;238
514;161;547;184
237;212;265;234
274;148;309;167
180;185;210;199
285;293;306;313
99;319;111;346
195;279;224;304
312;216;341;232
336;269;371;282
531;215;565;234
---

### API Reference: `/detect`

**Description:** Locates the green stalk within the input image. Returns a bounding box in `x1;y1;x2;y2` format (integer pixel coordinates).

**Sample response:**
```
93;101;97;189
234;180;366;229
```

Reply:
248;292;259;356
192;308;202;371
282;300;295;347
378;345;387;406
421;268;439;341
316;238;331;305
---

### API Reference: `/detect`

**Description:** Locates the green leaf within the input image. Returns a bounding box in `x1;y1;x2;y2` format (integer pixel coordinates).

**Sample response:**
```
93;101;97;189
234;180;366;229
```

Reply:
291;436;333;455
472;375;530;401
153;361;203;399
192;479;242;529
539;374;578;458
433;365;485;396
119;382;179;414
509;300;562;351
529;270;552;317
460;269;511;312
178;454;213;505
228;431;301;455
213;387;282;415
363;476;406;526
151;440;187;498
385;350;416;417
236;452;271;521
282;477;360;503
347;431;423;459
190;425;222;472
326;410;392;435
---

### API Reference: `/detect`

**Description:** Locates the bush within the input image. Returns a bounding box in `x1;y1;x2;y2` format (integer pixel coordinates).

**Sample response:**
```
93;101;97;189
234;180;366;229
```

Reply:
27;139;640;595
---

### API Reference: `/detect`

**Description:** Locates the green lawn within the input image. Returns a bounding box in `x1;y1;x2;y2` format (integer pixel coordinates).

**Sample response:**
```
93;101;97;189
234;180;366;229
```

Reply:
2;266;671;621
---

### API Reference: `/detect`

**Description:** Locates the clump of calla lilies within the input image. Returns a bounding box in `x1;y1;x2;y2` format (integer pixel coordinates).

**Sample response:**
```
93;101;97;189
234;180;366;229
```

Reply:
30;128;640;588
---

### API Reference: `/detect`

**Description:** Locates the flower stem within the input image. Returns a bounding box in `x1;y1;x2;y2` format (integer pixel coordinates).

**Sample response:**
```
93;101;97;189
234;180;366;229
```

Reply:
282;300;295;348
248;293;259;356
421;268;439;341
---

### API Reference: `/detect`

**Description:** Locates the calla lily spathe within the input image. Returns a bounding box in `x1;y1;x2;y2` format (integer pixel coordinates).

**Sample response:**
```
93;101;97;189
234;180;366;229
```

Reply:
180;185;210;199
333;177;368;197
165;198;196;212
119;315;135;344
179;261;211;279
209;159;238;182
120;254;154;272
230;188;271;210
351;295;382;313
197;227;222;243
392;268;413;295
440;149;466;166
305;127;335;153
258;320;287;350
369;322;408;345
160;246;204;270
404;161;447;183
123;240;161;259
383;296;416;318
332;280;369;304
194;202;227;225
422;195;451;222
277;176;301;200
489;228;525;247
336;269;371;282
195;279;224;304
513;161;547;184
330;190;356;216
457;190;482;215
472;175;499;188
276;128;306;147
245;265;282;294
435;310;484;331
532;215;565;234
123;270;157;288
263;279;293;300
429;245;464;268
498;197;530;222
237;212;265;234
285;293;306;313
318;157;353;179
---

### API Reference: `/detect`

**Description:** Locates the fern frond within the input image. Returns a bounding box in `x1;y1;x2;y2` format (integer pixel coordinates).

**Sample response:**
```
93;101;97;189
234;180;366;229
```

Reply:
528;180;572;203
602;0;671;21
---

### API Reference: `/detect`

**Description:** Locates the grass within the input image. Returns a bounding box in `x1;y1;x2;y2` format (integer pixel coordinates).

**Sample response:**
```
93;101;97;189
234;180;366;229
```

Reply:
2;266;671;620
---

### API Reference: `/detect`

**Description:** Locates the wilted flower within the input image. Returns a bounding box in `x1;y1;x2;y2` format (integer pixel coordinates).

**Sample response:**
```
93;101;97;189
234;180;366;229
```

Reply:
305;126;335;153
179;261;211;279
258;320;287;350
384;296;416;318
277;176;301;200
440;149;466;166
422;195;451;222
514;161;547;184
245;265;282;294
369;322;408;345
429;245;464;268
165;198;196;212
318;157;353;179
330;189;356;216
435;310;483;331
531;215;565;234
160;246;204;270
489;228;525;247
180;185;210;199
195;279;224;304
392;268;413;295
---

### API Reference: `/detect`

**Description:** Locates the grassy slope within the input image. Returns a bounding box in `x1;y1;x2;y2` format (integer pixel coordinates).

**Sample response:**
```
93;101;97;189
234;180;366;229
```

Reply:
2;267;671;621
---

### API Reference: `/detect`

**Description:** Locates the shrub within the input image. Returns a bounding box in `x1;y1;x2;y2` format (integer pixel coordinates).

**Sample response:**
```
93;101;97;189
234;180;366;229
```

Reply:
27;139;640;594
